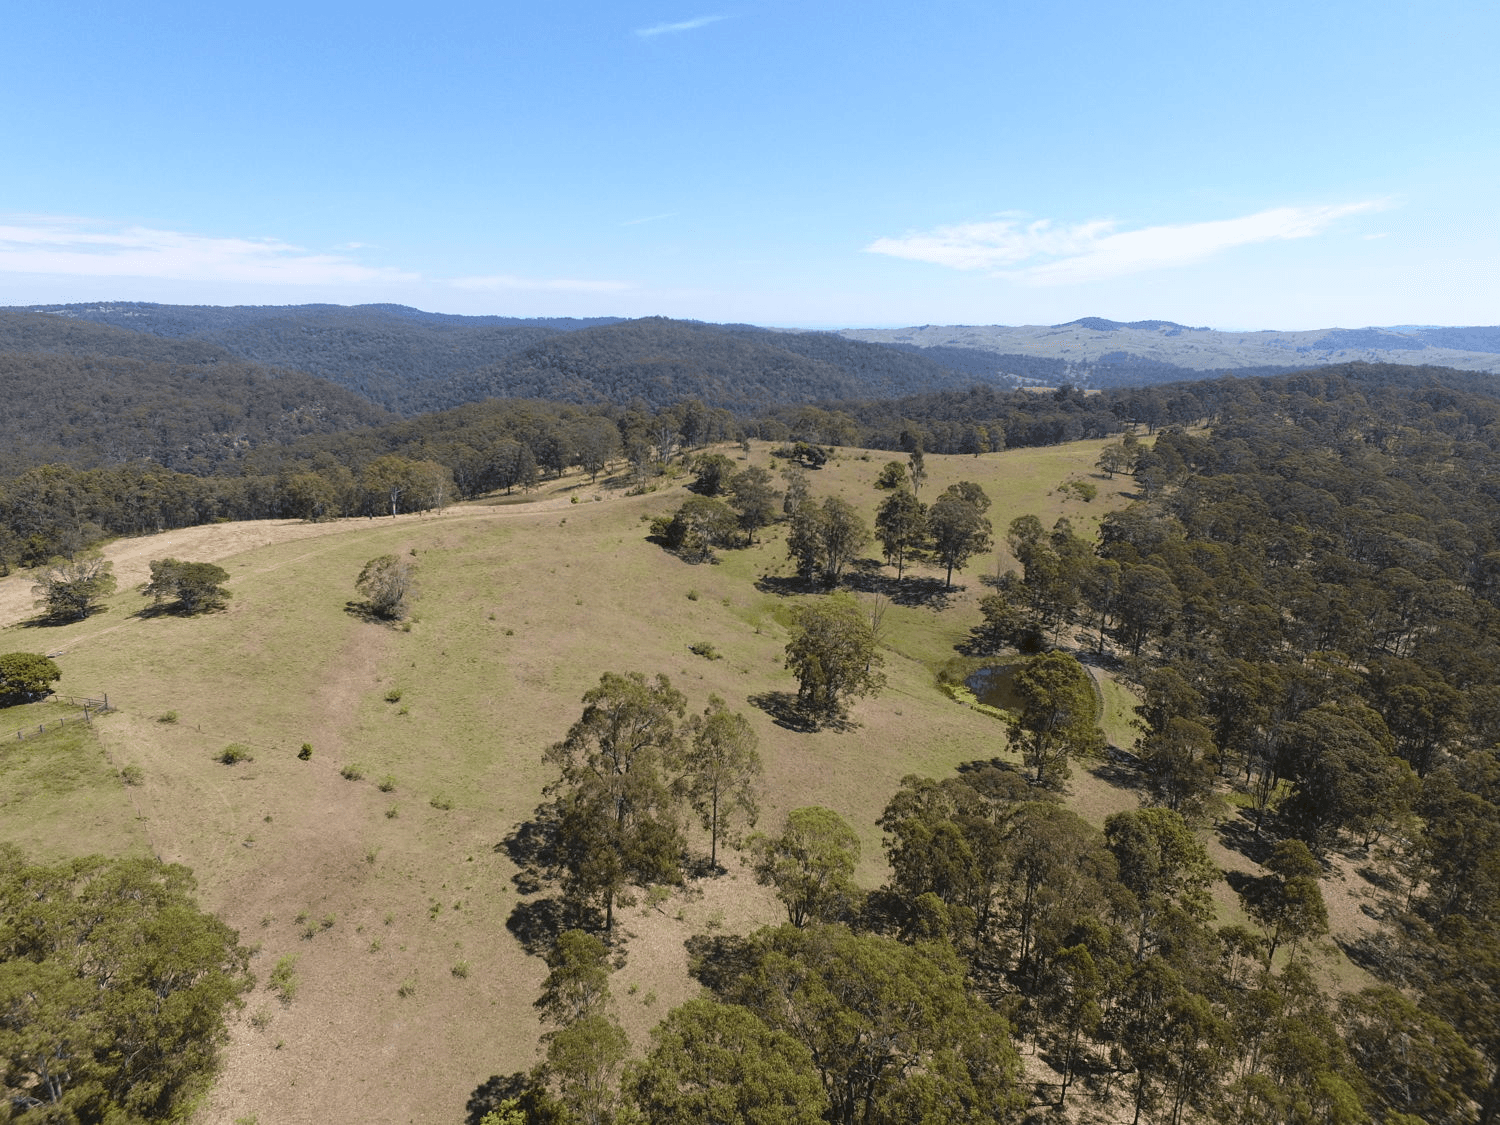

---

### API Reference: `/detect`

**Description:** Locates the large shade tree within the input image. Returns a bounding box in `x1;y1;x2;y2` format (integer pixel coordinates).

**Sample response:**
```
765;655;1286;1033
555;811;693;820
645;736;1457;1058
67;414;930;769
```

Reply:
783;594;885;726
544;672;687;933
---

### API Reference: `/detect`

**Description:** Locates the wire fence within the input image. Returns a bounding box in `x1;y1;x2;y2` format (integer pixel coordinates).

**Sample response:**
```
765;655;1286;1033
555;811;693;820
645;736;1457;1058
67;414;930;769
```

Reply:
4;695;111;743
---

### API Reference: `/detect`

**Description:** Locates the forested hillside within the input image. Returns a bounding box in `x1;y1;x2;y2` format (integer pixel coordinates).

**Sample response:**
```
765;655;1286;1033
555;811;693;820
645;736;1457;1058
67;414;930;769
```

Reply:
0;350;391;478
13;303;617;413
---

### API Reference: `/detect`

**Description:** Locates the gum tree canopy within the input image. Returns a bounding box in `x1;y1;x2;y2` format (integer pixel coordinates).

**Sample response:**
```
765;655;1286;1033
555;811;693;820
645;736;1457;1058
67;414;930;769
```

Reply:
0;652;61;700
0;847;253;1123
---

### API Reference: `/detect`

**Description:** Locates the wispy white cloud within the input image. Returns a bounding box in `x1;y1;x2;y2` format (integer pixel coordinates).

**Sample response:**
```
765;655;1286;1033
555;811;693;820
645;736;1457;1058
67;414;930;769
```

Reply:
866;202;1390;285
0;216;417;285
634;14;727;37
449;274;632;294
621;212;677;227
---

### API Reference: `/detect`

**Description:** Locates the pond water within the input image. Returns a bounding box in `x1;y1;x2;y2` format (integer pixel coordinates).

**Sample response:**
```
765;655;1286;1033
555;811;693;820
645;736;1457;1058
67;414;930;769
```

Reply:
965;664;1023;711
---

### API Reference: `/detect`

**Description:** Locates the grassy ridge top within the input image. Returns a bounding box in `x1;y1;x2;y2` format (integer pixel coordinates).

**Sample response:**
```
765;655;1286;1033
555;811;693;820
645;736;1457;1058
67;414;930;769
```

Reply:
0;440;1136;1124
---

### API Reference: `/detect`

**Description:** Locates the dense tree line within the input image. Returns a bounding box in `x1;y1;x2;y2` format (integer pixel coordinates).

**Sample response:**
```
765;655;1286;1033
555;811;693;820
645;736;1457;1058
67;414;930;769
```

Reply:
958;369;1500;1122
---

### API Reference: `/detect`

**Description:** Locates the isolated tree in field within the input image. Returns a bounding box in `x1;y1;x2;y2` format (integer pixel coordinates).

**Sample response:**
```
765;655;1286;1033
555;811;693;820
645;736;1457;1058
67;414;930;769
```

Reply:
0;652;61;700
929;483;993;588
662;496;738;562
672;695;762;868
32;552;116;622
1007;651;1104;786
355;554;416;619
624;998;829;1125
689;452;737;496
752;806;862;927
875;488;927;579
874;460;907;490
0;847;253;1124
784;594;885;725
141;558;230;614
780;463;810;515
544;671;686;933
907;448;927;495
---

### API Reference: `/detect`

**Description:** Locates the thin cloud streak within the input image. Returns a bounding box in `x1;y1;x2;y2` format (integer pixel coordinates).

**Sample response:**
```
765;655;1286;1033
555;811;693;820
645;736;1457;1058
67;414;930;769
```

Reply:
634;15;727;37
0;217;416;285
867;202;1389;285
449;274;632;293
621;213;677;226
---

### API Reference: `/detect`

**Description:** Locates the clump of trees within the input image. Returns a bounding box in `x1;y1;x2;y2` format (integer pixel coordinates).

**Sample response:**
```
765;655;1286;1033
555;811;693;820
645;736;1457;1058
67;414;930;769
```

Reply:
141;558;231;615
530;672;764;935
0;847;253;1123
786;498;868;586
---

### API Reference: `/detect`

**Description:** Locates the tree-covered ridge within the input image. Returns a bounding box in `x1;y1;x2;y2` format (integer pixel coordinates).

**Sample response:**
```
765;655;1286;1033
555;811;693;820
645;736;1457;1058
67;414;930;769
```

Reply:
446;317;984;414
0;350;391;477
11;303;623;414
948;368;1500;1121
10;306;990;415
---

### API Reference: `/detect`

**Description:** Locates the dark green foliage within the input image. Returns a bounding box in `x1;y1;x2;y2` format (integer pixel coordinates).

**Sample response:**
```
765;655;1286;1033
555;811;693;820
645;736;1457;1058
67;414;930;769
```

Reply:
671;696;761;868
624;998;829;1125
783;594;885;724
752;807;861;928
0;847;253;1123
1236;840;1328;964
31;553;116;622
1006;651;1103;786
874;460;907;489
726;465;779;542
716;924;1025;1125
0;652;61;700
543;672;687;933
689;452;737;495
874;488;926;579
785;497;869;587
141;558;230;615
928;484;993;588
1104;807;1219;961
661;496;739;562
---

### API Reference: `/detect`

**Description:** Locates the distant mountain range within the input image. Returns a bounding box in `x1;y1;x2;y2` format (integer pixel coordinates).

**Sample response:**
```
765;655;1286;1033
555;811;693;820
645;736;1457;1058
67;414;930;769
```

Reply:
839;318;1500;386
8;304;1500;416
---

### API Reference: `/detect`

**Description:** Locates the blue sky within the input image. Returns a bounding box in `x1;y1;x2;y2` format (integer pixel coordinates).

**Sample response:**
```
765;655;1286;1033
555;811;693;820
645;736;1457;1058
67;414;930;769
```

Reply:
3;0;1496;329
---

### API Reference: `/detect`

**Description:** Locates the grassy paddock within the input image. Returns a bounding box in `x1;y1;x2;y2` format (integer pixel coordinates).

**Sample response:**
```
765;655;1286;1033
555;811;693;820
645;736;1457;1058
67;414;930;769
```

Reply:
0;438;1152;1125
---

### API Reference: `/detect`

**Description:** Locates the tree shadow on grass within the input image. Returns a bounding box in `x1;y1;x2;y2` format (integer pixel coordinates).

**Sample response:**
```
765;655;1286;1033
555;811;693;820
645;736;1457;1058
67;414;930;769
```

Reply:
341;599;404;624
505;895;602;956
684;933;758;996
18;608;110;629
747;691;854;734
1084;753;1150;796
843;567;955;609
754;574;823;598
1215;808;1275;866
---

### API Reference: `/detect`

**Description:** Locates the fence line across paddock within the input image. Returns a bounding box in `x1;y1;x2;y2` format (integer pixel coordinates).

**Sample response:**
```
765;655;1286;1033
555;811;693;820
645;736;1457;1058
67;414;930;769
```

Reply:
5;694;111;743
